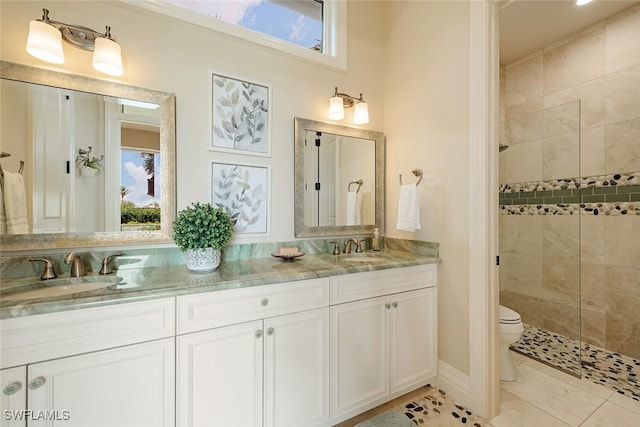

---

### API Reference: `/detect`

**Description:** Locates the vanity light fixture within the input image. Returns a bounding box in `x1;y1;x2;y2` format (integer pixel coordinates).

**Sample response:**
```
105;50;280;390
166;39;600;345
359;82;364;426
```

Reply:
26;9;124;76
328;87;369;124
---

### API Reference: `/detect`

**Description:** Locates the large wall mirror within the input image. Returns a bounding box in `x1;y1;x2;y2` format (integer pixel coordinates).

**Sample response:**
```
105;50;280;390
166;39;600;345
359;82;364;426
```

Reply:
0;61;175;252
294;117;384;237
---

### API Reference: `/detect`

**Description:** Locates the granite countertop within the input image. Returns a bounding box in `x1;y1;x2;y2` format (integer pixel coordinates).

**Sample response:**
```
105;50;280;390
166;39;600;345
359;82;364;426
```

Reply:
0;250;440;319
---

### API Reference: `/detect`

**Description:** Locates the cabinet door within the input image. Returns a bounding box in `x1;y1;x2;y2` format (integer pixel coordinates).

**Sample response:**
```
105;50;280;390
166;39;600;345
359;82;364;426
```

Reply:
389;288;437;393
177;320;263;427
1;366;26;427
330;296;388;419
264;308;329;427
27;338;174;427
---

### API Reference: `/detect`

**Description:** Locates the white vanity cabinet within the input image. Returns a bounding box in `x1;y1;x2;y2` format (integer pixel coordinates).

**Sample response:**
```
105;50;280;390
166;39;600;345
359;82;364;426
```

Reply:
1;366;26;427
176;278;330;427
0;298;175;427
329;264;437;421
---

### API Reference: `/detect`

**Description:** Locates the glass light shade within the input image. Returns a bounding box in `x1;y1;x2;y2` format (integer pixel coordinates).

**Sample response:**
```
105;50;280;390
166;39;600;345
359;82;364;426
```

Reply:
26;20;64;64
328;96;344;120
92;37;123;76
353;102;369;124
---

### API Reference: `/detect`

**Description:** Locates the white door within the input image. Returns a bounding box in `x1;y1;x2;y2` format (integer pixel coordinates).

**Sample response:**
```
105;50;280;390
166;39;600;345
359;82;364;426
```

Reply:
330;296;388;418
264;308;329;427
389;288;437;393
177;320;263;427
1;366;26;427
27;338;174;427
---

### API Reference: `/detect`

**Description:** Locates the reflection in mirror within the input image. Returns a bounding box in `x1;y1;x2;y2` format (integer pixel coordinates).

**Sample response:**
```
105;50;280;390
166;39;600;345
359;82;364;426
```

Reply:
0;61;175;251
294;117;384;238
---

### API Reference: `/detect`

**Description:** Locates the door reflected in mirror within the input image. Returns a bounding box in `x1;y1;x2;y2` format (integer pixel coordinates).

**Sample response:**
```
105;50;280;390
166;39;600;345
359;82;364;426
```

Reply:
1;79;162;234
303;130;375;227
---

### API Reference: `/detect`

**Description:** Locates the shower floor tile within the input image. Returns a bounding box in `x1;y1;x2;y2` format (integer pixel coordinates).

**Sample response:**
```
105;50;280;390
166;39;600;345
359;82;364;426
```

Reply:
510;324;640;402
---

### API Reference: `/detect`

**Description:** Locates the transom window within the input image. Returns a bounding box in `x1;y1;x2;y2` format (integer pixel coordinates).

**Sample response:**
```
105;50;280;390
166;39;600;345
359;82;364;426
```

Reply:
166;0;324;51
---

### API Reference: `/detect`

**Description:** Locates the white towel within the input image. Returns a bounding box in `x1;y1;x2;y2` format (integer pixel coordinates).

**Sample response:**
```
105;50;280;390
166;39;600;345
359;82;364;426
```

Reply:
1;171;29;234
346;191;362;225
396;183;421;232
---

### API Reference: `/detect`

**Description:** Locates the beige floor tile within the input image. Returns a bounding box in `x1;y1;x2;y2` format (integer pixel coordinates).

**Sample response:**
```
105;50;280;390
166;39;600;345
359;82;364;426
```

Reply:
608;393;640;416
521;356;614;400
581;401;640;427
491;389;570;427
501;364;605;426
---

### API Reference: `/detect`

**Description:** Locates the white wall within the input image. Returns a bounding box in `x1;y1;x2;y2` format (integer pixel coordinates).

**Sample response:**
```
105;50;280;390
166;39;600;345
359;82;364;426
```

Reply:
384;1;471;376
0;0;386;243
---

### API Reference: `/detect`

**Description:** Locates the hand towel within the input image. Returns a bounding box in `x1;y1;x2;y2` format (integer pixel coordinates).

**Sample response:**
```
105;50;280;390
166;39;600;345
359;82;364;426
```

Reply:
2;171;29;234
396;183;421;232
346;191;362;225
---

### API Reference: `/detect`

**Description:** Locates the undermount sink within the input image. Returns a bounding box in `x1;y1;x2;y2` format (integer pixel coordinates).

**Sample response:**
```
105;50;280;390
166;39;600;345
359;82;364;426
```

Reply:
1;276;123;301
341;256;386;263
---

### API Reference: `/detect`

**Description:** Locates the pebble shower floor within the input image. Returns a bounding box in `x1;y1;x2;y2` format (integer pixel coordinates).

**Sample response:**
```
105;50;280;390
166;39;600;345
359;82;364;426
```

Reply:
511;324;640;402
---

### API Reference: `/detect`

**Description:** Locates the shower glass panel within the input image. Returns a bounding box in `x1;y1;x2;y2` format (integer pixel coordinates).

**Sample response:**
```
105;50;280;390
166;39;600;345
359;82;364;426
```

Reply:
499;100;582;377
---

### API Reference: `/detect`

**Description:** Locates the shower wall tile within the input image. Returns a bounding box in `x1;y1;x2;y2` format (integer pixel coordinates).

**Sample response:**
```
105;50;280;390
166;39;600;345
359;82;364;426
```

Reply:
580;126;605;177
542;257;580;304
581;307;606;349
542;216;579;260
501;140;543;184
544;79;605;130
505;111;545;144
605;117;640;174
543;28;605;95
605;266;640;321
500;253;543;299
543;102;580;137
542;132;580;180
605;3;640;74
505;97;544;121
605;312;640;360
581;215;605;264
500;215;543;256
605;63;640;125
542;300;580;341
581;262;606;311
504;54;543;108
604;216;640;269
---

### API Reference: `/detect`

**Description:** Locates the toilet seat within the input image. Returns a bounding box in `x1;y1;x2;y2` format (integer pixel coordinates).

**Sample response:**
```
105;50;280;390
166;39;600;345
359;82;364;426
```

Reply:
500;305;522;324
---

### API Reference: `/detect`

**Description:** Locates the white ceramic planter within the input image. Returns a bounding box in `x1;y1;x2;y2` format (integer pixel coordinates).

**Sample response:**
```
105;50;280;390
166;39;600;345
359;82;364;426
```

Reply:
184;248;221;273
78;165;101;177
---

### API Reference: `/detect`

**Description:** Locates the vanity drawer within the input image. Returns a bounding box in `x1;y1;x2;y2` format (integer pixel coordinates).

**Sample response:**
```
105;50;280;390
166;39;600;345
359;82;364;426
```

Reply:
177;277;329;334
330;264;436;304
0;297;175;369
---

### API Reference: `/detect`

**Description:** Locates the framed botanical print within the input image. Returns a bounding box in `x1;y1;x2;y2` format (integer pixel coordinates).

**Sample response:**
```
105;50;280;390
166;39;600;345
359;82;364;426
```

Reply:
210;72;271;157
210;161;270;235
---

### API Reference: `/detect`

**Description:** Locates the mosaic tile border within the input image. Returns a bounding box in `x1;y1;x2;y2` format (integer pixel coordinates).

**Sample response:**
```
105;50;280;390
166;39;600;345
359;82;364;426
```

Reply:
500;202;640;216
500;171;640;193
511;324;640;402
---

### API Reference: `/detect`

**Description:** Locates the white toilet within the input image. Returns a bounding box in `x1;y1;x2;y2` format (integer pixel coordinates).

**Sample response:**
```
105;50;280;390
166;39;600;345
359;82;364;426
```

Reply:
499;305;524;381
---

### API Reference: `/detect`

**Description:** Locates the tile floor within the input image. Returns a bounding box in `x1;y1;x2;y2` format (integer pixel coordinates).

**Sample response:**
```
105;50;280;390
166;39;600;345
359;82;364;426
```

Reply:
491;350;640;427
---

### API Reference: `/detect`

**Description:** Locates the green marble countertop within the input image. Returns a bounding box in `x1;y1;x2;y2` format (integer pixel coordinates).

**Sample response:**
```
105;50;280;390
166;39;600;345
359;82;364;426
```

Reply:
0;250;440;319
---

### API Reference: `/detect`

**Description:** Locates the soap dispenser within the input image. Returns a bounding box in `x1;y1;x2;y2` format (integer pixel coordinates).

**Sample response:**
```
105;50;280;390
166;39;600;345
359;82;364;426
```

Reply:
371;227;382;251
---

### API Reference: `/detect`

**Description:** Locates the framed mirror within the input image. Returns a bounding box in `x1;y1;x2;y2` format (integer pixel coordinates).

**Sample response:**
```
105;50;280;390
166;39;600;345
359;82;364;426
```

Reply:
294;117;384;237
0;61;175;252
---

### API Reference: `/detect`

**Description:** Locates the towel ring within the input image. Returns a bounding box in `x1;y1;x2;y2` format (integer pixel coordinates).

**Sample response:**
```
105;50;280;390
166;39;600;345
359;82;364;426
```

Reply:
348;179;363;193
399;169;423;186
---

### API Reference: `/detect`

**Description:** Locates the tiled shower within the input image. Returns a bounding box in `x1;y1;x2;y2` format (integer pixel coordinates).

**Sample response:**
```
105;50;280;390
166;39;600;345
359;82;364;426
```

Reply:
498;4;639;400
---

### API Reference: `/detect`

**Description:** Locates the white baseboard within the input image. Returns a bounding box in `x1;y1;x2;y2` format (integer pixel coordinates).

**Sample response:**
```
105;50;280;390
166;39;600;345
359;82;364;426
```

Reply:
436;359;471;409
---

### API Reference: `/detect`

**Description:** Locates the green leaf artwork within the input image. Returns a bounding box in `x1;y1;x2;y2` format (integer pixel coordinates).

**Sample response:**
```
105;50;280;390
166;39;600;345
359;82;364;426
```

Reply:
212;163;268;233
212;75;268;154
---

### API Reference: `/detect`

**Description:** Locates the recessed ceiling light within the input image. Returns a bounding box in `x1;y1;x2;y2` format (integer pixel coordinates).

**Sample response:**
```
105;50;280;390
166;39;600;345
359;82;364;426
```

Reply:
575;0;593;6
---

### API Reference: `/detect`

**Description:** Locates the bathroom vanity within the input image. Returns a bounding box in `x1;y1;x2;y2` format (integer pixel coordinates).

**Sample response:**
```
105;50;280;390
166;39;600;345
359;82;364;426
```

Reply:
0;253;438;427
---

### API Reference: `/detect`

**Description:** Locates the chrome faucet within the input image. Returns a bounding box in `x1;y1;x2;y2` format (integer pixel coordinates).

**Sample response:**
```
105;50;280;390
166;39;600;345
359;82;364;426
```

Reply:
64;252;87;277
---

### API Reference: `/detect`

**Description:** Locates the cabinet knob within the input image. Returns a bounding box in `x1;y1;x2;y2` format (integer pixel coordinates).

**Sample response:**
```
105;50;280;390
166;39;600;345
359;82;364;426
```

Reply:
385;303;391;309
261;298;269;306
392;302;398;308
266;327;274;336
28;376;46;390
3;381;22;396
255;329;263;339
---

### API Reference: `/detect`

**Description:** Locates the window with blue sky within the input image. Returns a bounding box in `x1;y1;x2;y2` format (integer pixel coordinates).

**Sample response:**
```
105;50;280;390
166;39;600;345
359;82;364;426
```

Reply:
166;0;323;51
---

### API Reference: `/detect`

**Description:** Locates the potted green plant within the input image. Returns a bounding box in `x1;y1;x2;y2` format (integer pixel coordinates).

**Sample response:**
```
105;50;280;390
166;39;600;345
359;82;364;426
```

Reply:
173;202;234;273
75;146;104;177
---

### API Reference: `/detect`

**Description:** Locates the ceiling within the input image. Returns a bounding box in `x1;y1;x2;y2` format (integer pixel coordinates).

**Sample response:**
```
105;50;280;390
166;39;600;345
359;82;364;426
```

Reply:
500;0;639;64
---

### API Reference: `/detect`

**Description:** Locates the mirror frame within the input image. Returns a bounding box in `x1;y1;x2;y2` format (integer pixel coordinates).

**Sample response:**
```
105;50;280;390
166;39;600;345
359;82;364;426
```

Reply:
0;61;176;252
294;117;385;238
